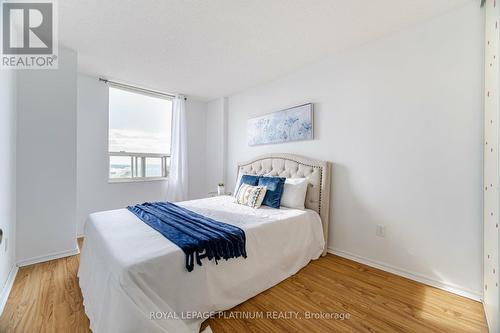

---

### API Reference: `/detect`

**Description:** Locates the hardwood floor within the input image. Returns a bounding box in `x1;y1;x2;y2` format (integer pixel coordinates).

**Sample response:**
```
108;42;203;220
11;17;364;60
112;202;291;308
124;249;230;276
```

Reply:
0;240;488;333
0;239;90;333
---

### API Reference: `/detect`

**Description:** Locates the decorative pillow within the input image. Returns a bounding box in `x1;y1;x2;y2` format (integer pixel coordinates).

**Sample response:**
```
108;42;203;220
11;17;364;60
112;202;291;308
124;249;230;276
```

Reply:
258;176;286;209
233;174;260;196
235;184;267;208
280;178;308;209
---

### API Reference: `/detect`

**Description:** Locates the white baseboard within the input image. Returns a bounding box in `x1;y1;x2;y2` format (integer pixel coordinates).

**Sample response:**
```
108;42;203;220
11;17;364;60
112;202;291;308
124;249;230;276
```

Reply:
0;265;18;316
328;247;482;302
17;247;80;267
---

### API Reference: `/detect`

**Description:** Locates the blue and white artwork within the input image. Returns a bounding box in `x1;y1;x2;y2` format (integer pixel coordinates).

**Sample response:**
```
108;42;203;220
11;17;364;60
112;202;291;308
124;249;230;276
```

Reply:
247;103;313;146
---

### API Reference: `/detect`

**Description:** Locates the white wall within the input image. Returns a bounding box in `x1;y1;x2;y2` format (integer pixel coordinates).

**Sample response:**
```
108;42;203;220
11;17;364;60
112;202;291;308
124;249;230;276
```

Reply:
206;97;228;193
483;0;499;330
223;3;484;297
0;70;17;305
16;47;79;265
186;98;208;199
76;74;208;235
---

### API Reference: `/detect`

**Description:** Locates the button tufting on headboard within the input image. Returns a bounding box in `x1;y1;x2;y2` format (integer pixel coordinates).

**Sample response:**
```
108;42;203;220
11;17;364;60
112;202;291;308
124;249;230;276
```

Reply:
237;153;331;256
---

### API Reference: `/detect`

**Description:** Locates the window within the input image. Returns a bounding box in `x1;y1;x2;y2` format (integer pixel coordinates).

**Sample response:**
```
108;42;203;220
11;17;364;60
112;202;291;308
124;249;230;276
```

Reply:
108;86;172;182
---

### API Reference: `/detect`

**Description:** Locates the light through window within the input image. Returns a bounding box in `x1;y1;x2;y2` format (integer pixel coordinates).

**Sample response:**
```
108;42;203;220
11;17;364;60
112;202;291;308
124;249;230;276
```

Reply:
108;86;172;181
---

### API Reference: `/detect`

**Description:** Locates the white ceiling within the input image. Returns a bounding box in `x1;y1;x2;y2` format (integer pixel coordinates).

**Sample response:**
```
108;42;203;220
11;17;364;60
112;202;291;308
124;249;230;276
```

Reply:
60;0;474;101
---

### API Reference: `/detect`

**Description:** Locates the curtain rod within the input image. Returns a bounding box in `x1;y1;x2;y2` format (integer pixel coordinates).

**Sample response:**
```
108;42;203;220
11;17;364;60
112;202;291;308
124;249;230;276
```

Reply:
98;78;186;100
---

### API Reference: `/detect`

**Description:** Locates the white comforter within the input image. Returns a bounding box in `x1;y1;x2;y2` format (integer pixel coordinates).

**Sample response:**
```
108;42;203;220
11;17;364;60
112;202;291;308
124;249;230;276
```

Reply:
78;196;325;333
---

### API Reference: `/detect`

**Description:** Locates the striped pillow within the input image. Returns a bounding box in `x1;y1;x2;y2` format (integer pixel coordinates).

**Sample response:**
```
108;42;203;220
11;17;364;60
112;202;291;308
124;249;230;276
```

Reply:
235;184;267;208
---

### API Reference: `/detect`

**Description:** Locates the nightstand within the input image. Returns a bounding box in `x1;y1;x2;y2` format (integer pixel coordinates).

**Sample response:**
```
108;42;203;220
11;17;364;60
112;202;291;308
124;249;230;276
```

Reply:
208;191;231;197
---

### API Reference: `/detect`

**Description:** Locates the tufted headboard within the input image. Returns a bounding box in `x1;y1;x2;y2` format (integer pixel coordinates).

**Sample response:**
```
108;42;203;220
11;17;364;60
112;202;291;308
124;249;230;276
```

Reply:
237;153;331;256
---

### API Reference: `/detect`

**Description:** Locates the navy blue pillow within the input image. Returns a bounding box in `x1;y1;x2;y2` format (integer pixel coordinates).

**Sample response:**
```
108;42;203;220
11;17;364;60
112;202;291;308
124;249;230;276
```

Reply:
258;177;286;208
237;175;260;193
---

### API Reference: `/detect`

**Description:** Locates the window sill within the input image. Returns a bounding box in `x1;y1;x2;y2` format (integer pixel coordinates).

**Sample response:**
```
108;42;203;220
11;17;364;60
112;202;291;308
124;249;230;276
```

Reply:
108;177;168;184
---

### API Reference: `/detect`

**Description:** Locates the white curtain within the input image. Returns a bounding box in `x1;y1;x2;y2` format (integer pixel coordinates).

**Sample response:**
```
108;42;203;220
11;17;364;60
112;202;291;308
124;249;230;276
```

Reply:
166;95;188;202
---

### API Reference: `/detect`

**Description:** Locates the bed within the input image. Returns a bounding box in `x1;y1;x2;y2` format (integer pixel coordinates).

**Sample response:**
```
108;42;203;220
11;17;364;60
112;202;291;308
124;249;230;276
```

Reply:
78;153;331;333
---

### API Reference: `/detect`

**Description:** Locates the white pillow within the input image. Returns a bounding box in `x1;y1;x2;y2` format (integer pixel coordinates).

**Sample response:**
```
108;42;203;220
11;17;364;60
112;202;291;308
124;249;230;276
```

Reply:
280;178;308;210
233;171;243;197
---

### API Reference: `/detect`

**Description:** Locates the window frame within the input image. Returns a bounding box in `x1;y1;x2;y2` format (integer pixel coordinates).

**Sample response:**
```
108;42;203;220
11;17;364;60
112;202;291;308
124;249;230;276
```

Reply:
108;152;170;183
107;85;173;183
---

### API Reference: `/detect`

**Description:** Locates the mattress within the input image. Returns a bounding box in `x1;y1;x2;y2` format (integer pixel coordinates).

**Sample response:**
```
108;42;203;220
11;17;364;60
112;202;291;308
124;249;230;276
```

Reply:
78;195;325;333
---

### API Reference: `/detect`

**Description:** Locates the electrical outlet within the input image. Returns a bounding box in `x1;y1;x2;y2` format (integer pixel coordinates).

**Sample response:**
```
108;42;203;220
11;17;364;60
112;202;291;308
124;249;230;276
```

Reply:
376;225;386;238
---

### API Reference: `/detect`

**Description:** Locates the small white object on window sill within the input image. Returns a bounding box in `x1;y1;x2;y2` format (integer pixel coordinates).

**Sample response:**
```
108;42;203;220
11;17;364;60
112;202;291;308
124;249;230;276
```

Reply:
217;184;225;196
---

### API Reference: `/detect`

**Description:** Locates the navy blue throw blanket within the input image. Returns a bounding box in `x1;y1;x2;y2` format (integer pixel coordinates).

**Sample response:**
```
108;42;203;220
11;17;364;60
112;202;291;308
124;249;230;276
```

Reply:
127;202;247;272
